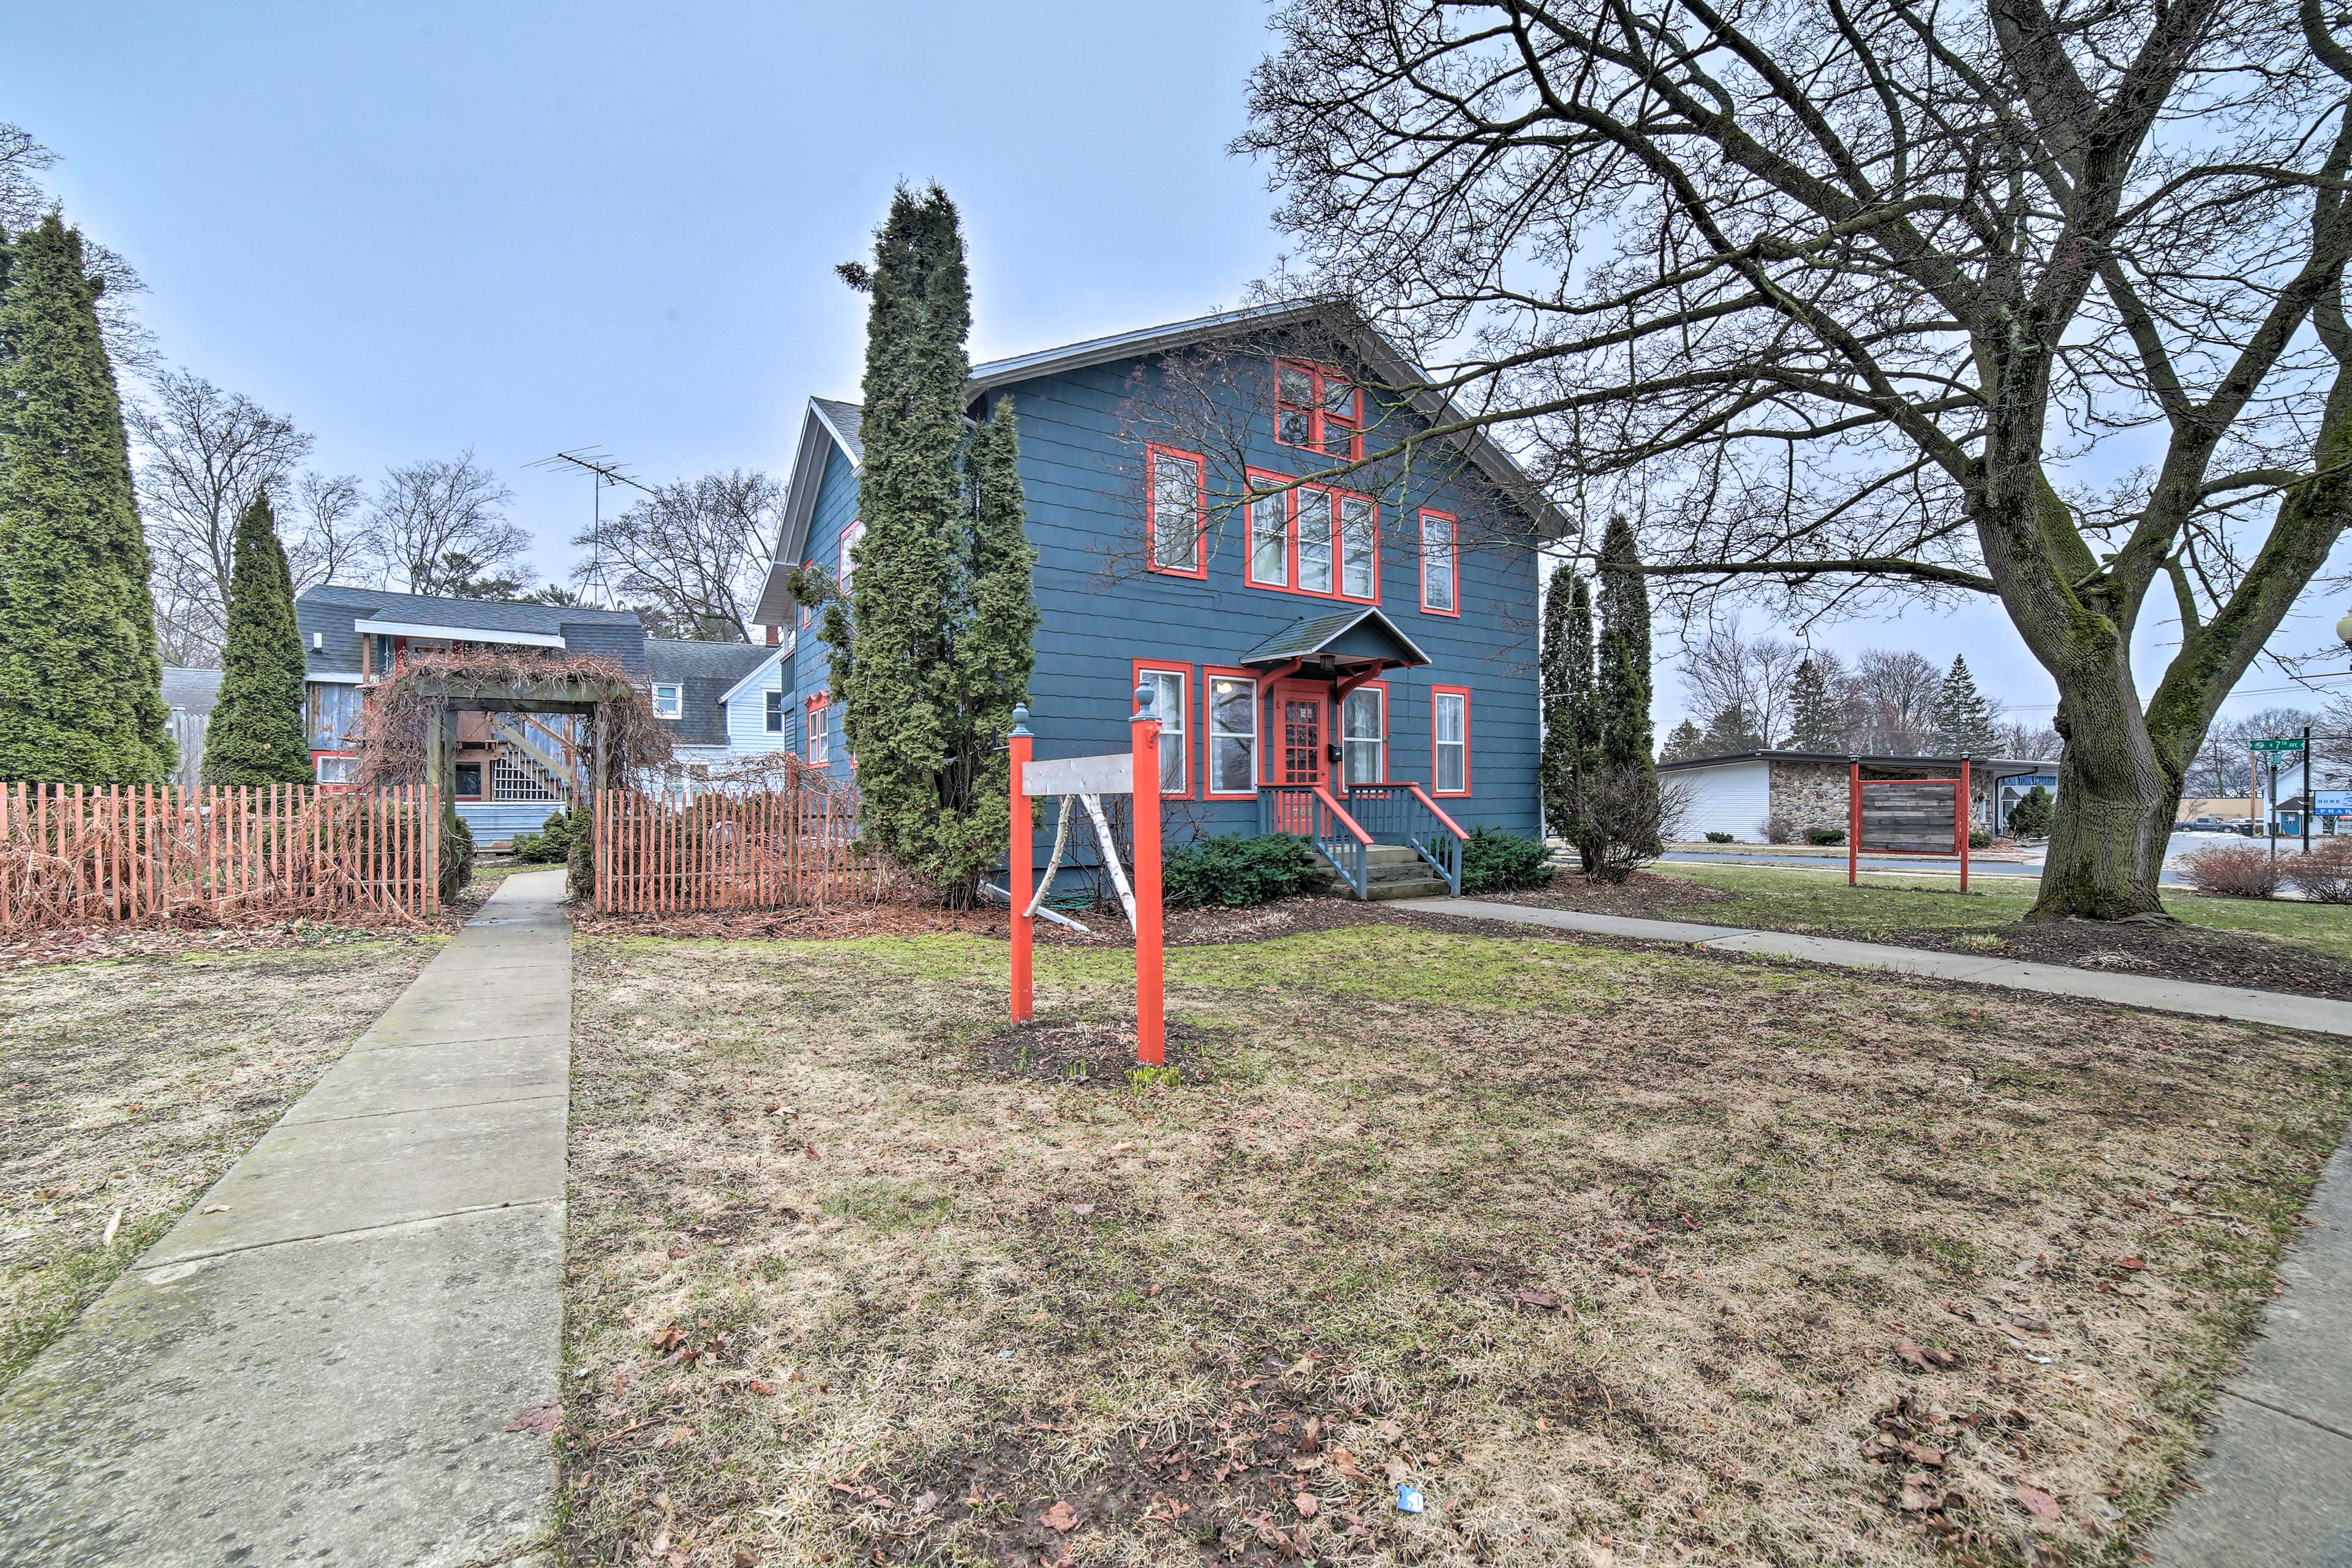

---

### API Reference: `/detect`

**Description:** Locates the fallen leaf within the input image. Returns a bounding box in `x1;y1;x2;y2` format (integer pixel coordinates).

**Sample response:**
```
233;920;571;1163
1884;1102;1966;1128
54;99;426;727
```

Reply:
505;1403;560;1435
1894;1339;1932;1371
1298;1416;1322;1455
652;1324;689;1353
1896;1439;1945;1468
1294;1494;1319;1517
912;1489;939;1516
2117;1256;2147;1270
746;1379;777;1396
649;1528;670;1555
803;1142;820;1160
2015;1483;2064;1521
1510;1288;1564;1310
734;1551;757;1567
1899;1479;1939;1512
1040;1500;1079;1532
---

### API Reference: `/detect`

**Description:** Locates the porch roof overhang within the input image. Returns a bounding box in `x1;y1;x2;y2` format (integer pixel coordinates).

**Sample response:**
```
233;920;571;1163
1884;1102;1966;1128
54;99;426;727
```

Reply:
1237;606;1431;676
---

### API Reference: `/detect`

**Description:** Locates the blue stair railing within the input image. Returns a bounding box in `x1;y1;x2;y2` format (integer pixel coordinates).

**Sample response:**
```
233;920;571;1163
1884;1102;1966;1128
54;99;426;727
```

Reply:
1343;783;1468;897
1260;783;1373;898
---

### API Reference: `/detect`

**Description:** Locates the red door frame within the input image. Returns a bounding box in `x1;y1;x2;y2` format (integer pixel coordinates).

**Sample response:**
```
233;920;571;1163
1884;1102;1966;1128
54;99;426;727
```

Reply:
1272;679;1330;787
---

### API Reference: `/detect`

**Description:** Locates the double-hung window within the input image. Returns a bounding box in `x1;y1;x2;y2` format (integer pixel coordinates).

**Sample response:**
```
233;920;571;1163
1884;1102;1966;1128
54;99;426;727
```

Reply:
1341;686;1385;785
1296;488;1335;594
1207;674;1259;795
1147;445;1206;576
764;689;785;733
838;519;866;595
652;683;684;720
806;693;831;766
1338;494;1377;598
1273;360;1362;461
1248;486;1289;588
1136;665;1188;795
1431;687;1470;795
1420;510;1458;614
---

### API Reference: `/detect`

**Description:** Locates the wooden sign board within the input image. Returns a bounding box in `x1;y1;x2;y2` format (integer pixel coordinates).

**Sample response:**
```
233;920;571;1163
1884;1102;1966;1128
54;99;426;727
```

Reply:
1022;753;1133;797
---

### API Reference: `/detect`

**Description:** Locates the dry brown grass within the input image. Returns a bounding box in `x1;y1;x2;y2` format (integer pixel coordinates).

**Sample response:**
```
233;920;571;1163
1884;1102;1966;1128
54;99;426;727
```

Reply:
560;925;2352;1567
0;936;442;1390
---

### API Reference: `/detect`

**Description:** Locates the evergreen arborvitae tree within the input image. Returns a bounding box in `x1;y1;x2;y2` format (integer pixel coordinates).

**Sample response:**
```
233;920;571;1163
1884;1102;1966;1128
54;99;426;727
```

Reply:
1659;718;1706;762
0;216;173;784
1595;514;1660;857
1930;655;2001;758
822;187;1037;895
204;492;311;785
1783;655;1846;750
1538;563;1597;868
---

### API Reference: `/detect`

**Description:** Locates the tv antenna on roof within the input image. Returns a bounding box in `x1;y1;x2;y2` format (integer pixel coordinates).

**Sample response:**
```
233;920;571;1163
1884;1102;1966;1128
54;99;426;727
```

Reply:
527;448;657;606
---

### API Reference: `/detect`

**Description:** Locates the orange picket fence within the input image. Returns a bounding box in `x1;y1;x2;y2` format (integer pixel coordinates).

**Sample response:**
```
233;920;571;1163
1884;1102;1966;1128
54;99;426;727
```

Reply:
592;779;921;913
0;782;441;933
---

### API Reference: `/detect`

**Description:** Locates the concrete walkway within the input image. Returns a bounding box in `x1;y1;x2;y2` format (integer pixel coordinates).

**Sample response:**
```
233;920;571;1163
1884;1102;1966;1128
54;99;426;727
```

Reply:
0;871;573;1568
1400;897;2352;1037
1406;894;2352;1563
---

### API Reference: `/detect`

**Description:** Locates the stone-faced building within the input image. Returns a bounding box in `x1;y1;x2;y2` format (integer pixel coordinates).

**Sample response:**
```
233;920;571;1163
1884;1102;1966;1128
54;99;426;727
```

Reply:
1659;750;2060;843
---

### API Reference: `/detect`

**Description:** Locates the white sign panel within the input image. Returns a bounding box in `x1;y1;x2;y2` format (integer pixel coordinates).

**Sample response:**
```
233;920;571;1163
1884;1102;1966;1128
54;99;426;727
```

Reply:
2315;790;2352;818
1023;753;1134;797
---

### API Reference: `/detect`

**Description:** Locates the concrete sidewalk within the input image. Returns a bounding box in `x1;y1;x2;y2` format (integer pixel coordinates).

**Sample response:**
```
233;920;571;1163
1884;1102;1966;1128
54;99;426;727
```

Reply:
1407;894;2352;1563
1401;897;2352;1038
0;871;573;1568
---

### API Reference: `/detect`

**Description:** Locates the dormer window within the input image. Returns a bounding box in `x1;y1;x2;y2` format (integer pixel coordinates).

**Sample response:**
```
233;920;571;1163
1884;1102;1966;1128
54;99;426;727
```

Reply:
1273;360;1362;461
652;683;683;720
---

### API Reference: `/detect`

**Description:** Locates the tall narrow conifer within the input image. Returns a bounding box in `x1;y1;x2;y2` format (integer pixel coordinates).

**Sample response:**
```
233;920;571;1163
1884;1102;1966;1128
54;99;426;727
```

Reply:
204;492;311;784
1596;515;1659;856
0;216;173;783
1538;562;1597;869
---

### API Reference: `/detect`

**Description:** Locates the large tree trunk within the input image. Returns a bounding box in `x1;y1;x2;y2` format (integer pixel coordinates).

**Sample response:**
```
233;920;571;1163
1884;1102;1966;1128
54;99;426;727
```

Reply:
2030;686;2178;920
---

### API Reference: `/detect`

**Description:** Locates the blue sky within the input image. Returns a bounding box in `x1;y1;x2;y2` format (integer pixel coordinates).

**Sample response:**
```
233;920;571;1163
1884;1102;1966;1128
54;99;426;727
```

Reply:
9;1;2348;733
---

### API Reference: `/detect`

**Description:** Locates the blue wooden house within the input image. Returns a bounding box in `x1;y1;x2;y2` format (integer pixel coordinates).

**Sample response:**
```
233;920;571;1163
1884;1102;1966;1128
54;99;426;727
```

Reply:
748;303;1566;897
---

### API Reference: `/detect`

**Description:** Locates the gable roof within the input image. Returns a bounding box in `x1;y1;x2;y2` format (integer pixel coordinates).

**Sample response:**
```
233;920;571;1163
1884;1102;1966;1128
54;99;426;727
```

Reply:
295;584;650;679
753;302;1574;626
715;638;793;707
161;666;224;714
1238;606;1430;670
644;639;777;748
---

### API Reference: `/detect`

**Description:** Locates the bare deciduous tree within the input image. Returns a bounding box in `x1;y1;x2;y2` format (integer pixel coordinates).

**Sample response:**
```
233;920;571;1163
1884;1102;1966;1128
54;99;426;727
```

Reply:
1;120;154;372
366;450;527;597
1238;0;2352;918
130;371;314;664
1678;623;1810;747
1845;649;1950;756
570;470;780;642
287;471;376;595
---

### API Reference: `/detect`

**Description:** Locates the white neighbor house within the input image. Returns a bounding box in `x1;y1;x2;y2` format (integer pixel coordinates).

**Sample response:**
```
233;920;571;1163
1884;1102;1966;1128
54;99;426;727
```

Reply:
1660;750;2061;843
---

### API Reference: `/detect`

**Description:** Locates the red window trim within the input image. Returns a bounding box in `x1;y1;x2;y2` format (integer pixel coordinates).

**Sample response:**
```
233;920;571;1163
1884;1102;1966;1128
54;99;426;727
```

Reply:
1418;508;1461;618
1144;443;1209;579
310;750;358;793
1131;658;1196;800
1338;678;1390;785
837;519;865;595
805;690;831;765
1239;469;1379;606
1272;359;1363;462
1430;685;1472;797
1201;665;1263;798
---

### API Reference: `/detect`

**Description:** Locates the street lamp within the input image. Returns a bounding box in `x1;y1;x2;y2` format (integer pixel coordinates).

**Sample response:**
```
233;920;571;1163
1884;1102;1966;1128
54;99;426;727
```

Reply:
2339;606;2352;648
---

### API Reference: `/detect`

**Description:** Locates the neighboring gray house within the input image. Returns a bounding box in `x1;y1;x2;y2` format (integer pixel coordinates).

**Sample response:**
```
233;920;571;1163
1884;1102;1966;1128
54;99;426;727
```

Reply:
161;666;223;790
644;637;793;771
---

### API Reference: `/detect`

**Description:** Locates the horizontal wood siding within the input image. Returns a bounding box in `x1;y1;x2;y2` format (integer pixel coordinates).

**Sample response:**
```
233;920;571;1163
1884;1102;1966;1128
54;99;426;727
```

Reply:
785;445;863;783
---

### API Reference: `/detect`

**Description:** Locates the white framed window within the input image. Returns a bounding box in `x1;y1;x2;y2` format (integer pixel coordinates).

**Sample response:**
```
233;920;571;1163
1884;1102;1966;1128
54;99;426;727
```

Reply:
1207;674;1259;795
651;683;684;720
1297;488;1334;594
314;753;358;785
764;690;785;733
1248;487;1289;587
1338;494;1377;599
1342;686;1385;785
1147;446;1205;575
1420;510;1458;614
1137;666;1188;795
1432;688;1469;795
838;519;866;595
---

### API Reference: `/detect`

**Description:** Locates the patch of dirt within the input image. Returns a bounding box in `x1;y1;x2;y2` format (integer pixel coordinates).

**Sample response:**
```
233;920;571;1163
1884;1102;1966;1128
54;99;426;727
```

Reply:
968;1016;1223;1086
0;876;499;972
1898;914;2352;1000
1481;869;1742;919
567;892;1439;949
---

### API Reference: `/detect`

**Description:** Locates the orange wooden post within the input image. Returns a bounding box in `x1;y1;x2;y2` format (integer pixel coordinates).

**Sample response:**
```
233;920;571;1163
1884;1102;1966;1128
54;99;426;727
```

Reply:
1959;758;1972;892
1848;760;1861;887
1131;683;1166;1068
1009;706;1034;1025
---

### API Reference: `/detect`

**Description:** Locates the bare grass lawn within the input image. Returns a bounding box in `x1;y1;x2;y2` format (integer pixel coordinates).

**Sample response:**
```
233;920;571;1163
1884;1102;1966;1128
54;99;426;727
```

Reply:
0;935;442;1390
563;925;2351;1567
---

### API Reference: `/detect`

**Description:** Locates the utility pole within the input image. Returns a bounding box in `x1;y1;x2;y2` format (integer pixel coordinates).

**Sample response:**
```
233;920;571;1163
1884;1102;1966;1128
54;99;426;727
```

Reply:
2305;724;2314;855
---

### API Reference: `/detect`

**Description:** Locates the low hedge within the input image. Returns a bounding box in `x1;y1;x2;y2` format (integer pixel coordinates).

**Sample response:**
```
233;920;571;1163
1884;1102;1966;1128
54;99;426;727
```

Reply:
1461;826;1555;893
1163;833;1319;909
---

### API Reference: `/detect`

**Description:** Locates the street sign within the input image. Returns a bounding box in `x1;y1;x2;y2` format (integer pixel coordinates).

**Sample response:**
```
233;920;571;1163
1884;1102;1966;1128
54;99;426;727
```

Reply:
2250;737;2307;752
2316;790;2352;818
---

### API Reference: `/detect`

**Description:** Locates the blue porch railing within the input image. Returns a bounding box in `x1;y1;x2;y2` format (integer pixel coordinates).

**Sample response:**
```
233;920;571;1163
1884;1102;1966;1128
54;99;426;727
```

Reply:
1344;783;1468;897
1260;783;1374;897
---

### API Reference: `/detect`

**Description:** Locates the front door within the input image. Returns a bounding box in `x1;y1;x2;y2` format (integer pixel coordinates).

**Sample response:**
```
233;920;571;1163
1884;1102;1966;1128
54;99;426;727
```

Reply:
1270;683;1327;835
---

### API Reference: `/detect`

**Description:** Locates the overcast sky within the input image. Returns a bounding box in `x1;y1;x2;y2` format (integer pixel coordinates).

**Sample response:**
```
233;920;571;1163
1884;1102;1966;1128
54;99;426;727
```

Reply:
10;1;2351;734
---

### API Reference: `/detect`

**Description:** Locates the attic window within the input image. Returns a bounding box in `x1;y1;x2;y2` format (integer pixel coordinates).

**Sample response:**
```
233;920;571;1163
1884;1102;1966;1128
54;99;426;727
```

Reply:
1273;360;1362;461
652;683;683;720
